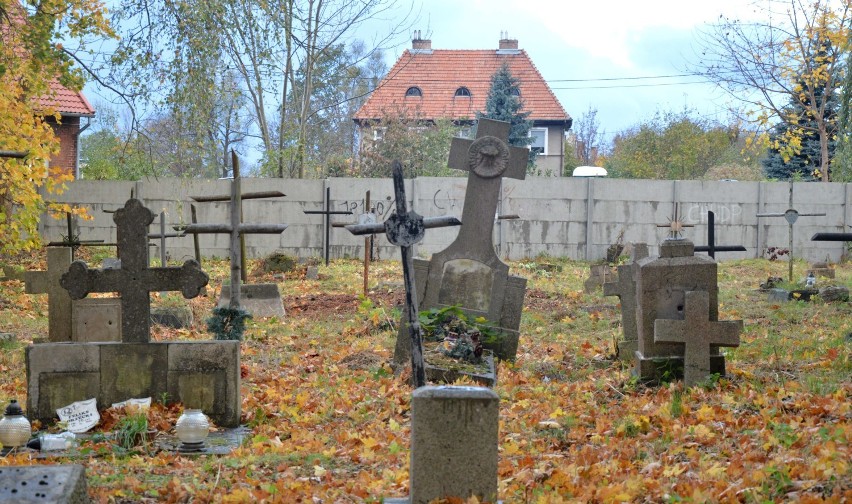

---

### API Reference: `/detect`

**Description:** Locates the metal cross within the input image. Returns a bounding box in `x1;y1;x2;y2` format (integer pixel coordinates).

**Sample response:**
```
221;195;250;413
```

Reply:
45;212;105;258
657;204;694;240
345;161;461;388
303;187;353;266
333;190;376;295
757;181;825;281
178;152;289;310
693;211;747;258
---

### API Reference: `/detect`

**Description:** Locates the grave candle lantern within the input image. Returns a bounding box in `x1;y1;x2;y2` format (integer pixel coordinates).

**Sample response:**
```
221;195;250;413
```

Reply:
175;409;209;452
0;399;31;453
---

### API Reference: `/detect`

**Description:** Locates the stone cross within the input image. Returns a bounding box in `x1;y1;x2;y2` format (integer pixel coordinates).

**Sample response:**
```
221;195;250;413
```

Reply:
757;181;825;282
60;199;209;343
602;250;647;360
24;247;73;342
693;211;747;259
346;161;461;387
654;290;742;386
303;187;352;266
444;118;528;262
180;153;288;310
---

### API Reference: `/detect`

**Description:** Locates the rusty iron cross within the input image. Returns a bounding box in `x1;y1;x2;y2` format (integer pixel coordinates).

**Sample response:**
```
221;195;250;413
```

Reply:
345;161;461;388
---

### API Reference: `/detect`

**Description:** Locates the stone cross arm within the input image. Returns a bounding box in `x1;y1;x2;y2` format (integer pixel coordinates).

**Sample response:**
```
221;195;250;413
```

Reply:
654;290;742;386
61;260;208;300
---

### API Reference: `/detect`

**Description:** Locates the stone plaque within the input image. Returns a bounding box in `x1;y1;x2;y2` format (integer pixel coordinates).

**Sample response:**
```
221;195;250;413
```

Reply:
72;298;121;342
437;259;494;312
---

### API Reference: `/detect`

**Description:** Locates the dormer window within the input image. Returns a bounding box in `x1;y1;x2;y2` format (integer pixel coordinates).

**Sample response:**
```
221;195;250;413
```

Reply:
509;88;520;97
405;86;422;97
454;87;472;97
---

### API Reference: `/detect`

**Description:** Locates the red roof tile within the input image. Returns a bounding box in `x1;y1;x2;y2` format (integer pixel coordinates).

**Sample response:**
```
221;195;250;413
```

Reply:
35;80;96;117
354;49;569;124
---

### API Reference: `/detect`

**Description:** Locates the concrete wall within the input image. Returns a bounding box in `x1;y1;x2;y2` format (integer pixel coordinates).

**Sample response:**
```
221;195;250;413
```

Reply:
39;177;851;263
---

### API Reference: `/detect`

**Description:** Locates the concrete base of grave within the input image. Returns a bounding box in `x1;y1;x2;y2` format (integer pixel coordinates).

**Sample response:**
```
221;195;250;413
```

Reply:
0;464;88;503
616;339;638;362
425;353;496;387
151;306;194;329
217;283;285;318
635;353;726;383
26;341;240;427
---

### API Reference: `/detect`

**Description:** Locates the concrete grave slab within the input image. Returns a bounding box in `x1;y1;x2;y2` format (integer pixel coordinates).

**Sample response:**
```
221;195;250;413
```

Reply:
26;341;241;427
217;283;284;318
0;464;88;504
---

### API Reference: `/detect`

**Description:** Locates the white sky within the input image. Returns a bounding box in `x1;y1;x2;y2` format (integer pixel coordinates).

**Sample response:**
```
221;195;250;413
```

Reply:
371;0;770;141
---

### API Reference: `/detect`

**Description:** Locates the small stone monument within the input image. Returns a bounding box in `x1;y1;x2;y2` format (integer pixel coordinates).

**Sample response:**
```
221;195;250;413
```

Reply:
584;264;614;293
634;238;742;383
396;118;527;365
386;386;499;504
27;199;241;427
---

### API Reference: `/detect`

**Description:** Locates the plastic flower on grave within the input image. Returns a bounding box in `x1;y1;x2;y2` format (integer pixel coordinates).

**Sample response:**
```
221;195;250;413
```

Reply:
0;400;32;450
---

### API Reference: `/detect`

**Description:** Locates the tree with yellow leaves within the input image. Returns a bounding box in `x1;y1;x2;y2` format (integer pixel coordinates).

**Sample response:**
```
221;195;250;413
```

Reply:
0;0;113;255
697;0;850;182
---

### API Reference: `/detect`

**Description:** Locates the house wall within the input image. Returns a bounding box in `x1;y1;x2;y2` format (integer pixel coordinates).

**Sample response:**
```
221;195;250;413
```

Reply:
533;125;565;176
46;115;80;177
38;177;851;264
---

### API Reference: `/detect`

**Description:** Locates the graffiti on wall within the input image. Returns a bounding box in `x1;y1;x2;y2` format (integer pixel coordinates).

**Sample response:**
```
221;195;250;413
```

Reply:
686;203;743;224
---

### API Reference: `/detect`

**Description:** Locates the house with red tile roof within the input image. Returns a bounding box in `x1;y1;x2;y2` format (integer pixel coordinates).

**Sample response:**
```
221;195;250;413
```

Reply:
36;81;96;178
354;35;572;175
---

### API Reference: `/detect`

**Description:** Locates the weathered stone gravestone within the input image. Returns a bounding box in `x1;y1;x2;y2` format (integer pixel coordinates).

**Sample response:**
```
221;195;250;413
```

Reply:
24;247;73;342
0;464;88;503
385;386;499;504
807;262;835;279
25;247;121;343
603;245;649;360
395;118;527;365
584;264;614;293
654;291;742;386
27;199;241;427
634;238;742;384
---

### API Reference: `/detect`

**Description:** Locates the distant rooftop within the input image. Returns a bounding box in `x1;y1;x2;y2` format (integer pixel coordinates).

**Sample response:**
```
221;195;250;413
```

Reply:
354;35;570;125
35;80;96;117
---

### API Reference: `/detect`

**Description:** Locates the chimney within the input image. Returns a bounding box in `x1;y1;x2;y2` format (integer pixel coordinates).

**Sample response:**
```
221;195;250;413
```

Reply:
499;38;518;50
497;31;519;54
412;30;432;51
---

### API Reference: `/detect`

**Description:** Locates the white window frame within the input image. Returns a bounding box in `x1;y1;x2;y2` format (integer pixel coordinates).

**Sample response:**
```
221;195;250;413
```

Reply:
373;127;387;142
529;127;548;156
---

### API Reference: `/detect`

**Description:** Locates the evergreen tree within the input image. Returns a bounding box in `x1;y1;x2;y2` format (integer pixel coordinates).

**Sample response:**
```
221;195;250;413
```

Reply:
762;38;840;180
835;33;852;182
478;63;534;166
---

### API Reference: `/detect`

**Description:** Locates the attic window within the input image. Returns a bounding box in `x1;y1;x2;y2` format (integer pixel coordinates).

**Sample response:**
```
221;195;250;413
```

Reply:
454;87;472;97
509;88;520;97
405;86;422;97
